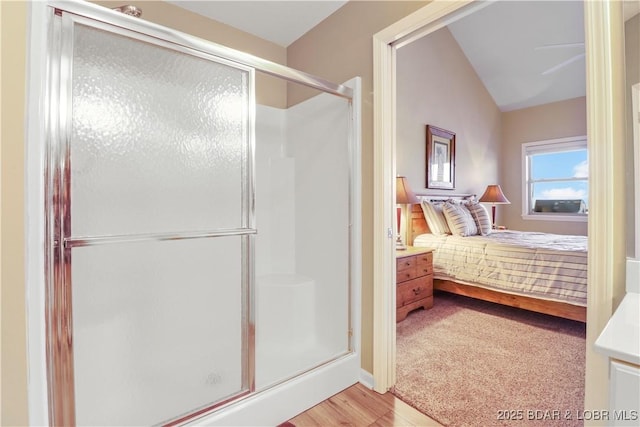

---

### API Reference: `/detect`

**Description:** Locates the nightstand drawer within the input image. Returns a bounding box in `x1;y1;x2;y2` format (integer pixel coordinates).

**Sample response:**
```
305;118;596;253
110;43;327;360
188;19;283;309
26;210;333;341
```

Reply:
396;267;417;283
415;252;433;275
396;247;434;322
396;256;416;272
396;276;433;308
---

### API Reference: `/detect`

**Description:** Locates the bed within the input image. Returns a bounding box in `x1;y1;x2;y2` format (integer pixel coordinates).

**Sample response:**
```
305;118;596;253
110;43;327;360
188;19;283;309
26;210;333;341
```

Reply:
410;196;587;322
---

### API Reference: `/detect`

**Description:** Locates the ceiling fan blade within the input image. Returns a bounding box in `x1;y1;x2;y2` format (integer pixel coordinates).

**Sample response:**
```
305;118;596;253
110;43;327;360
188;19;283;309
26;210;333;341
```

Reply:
541;52;586;76
535;42;585;50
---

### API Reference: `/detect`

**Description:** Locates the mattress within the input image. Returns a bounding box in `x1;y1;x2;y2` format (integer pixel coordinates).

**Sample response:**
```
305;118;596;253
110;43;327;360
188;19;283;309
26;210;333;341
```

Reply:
413;230;587;306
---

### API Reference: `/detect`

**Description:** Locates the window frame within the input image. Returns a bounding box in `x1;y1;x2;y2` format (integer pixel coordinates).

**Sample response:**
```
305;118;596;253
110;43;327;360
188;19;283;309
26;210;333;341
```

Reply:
521;135;588;222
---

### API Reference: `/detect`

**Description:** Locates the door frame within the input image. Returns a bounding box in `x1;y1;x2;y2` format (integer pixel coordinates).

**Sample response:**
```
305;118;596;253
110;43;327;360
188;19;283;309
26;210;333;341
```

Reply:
372;0;627;414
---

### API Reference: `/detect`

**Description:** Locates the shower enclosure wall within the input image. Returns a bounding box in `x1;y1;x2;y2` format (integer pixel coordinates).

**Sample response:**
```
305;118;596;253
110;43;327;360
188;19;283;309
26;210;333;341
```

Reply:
255;95;352;389
26;2;361;425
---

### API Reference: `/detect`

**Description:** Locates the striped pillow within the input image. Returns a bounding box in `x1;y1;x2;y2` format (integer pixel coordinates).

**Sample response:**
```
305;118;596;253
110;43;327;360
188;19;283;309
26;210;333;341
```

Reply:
442;202;478;237
466;201;492;236
420;201;451;235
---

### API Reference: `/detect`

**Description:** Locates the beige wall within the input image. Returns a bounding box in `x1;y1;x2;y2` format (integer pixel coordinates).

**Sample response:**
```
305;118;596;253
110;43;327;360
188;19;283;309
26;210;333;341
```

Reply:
1;2;29;425
625;13;639;257
501;97;588;235
396;27;502;202
287;0;429;374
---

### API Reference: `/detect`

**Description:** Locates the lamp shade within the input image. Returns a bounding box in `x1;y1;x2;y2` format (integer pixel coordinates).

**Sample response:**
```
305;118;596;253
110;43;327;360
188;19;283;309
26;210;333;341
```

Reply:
396;177;419;204
479;185;510;204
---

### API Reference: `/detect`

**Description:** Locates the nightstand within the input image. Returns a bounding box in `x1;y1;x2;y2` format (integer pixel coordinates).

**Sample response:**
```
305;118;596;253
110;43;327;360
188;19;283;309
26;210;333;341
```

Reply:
396;247;434;322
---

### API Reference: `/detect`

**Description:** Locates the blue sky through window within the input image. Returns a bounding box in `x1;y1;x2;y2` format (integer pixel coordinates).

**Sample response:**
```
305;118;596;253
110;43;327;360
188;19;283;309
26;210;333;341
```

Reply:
531;149;588;208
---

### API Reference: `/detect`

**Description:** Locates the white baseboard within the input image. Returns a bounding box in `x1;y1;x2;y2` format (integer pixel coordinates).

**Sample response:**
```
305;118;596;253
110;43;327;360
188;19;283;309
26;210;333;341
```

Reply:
359;368;375;389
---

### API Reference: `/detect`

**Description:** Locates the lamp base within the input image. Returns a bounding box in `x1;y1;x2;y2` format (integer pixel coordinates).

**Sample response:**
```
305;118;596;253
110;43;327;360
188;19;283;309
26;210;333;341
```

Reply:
395;235;407;250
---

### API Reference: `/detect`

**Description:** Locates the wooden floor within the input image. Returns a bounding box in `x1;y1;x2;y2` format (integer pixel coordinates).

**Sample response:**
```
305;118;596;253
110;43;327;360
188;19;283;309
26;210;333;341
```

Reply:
286;383;443;426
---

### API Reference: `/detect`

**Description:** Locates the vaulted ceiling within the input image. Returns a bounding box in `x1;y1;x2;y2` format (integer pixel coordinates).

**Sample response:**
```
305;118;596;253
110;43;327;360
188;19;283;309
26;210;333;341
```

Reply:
170;0;638;112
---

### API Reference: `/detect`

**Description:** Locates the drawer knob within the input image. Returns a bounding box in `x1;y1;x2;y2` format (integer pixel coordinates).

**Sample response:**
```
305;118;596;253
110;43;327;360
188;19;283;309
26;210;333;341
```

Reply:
413;288;422;295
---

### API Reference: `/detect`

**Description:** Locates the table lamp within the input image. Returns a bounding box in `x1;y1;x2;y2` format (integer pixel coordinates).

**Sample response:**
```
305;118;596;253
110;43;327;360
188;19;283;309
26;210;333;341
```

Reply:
479;184;510;229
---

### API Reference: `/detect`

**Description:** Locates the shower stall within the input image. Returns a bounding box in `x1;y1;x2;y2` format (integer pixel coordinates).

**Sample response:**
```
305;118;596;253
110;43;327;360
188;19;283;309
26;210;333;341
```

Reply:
28;1;360;425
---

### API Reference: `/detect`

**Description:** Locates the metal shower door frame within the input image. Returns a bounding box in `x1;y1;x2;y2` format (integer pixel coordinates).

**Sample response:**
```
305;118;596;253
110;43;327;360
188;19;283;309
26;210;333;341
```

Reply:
45;8;258;426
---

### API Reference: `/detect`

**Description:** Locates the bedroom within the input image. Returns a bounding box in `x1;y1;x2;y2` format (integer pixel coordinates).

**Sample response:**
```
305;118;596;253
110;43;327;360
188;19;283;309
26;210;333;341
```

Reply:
396;0;588;235
395;1;589;308
389;0;640;424
392;1;589;423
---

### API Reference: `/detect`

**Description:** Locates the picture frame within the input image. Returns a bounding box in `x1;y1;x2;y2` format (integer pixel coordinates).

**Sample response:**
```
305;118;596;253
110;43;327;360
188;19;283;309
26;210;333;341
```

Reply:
426;125;456;189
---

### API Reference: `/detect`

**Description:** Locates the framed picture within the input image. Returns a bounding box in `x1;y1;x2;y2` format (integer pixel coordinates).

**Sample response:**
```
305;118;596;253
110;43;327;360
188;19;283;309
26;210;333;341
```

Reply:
426;125;456;189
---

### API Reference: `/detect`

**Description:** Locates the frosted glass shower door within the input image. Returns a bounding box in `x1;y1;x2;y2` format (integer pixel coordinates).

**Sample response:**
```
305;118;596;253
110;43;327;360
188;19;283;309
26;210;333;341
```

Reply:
51;15;254;426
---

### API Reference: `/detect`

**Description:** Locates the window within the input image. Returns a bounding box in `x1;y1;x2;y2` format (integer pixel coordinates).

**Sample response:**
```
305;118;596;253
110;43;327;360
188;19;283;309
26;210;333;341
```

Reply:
522;136;588;221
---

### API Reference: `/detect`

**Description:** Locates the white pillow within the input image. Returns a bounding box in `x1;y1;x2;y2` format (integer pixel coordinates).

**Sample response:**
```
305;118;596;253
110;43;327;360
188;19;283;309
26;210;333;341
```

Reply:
466;201;492;236
420;201;451;235
442;202;478;237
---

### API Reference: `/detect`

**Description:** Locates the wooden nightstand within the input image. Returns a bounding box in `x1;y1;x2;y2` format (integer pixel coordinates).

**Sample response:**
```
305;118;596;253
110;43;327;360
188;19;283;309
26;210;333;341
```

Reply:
396;247;434;322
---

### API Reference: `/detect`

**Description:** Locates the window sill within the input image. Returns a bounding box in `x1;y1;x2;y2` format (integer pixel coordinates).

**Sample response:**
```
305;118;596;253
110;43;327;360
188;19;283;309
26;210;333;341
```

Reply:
522;213;588;222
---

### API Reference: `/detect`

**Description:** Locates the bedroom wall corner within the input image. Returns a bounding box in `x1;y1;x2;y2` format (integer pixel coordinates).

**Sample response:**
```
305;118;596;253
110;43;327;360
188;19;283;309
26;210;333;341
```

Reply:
501;97;588;235
395;26;502;202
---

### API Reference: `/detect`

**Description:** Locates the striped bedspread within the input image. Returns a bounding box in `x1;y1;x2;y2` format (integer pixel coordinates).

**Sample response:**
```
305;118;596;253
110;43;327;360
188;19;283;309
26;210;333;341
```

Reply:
413;230;587;306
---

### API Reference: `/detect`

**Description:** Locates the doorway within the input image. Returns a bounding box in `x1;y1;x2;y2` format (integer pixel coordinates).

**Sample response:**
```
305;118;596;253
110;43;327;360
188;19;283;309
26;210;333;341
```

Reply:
372;0;628;414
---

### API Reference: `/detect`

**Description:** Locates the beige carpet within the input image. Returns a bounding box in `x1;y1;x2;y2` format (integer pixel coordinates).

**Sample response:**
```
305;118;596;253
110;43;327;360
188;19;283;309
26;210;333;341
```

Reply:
394;292;586;427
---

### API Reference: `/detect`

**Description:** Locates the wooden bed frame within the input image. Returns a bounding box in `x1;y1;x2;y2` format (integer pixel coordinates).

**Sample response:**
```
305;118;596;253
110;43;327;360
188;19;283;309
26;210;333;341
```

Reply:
409;202;587;322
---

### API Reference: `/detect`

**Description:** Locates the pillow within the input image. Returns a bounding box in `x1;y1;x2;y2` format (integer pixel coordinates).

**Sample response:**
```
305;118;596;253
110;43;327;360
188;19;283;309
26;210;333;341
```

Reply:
466;201;492;236
420;201;451;235
442;202;478;237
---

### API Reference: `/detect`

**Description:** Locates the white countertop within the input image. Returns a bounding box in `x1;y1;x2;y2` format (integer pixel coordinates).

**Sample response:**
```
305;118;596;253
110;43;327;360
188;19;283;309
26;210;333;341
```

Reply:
594;292;640;365
594;259;640;365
